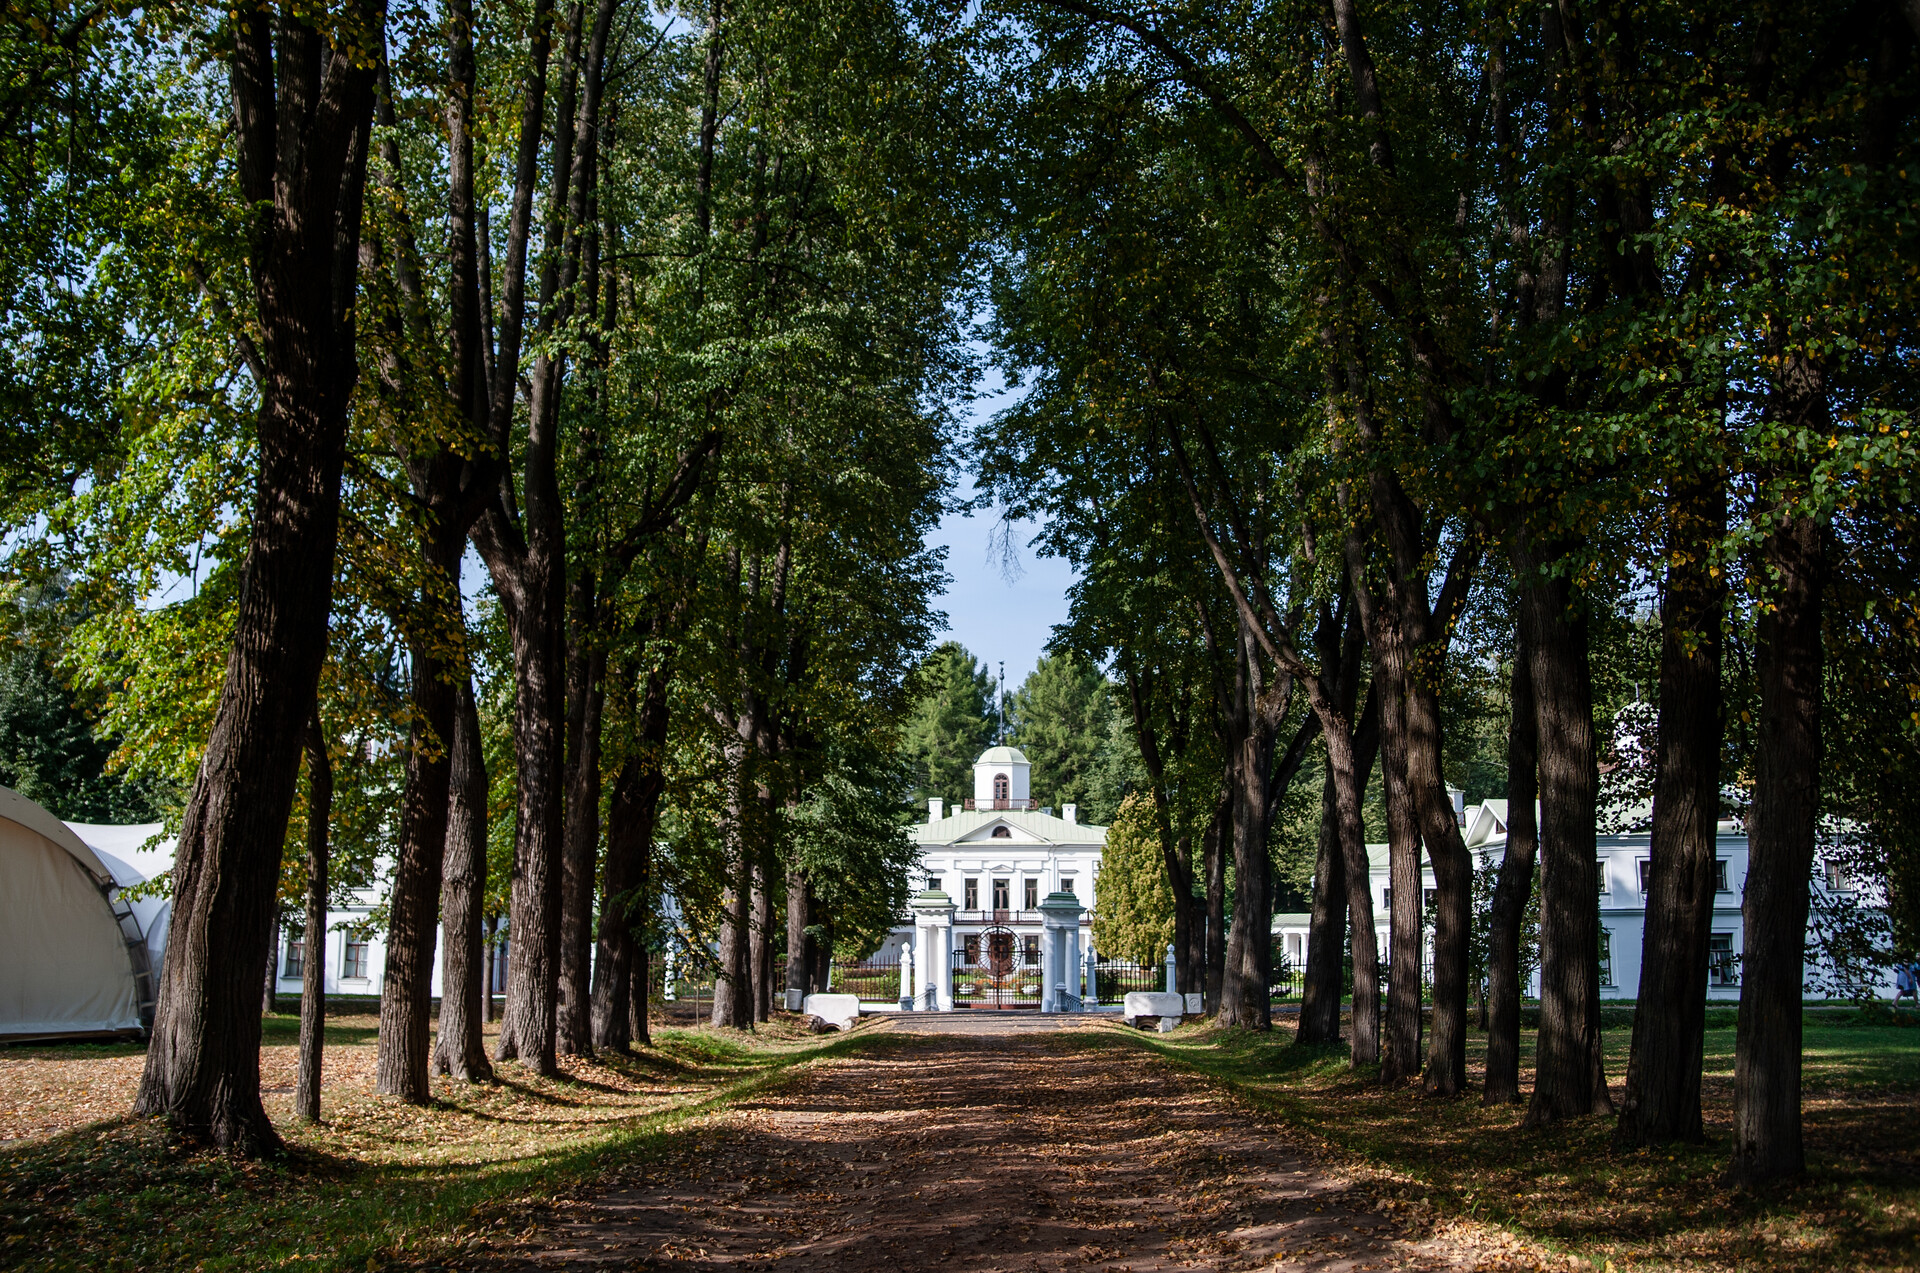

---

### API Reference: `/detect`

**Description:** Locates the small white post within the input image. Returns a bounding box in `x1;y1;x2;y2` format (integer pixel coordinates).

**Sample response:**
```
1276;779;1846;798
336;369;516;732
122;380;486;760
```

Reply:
1085;944;1098;1008
1166;942;1178;994
899;944;915;1011
664;945;677;1001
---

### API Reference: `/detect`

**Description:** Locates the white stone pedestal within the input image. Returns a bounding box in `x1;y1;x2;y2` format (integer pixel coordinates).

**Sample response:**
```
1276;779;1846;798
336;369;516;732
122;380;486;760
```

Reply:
911;890;955;1011
1040;891;1086;1012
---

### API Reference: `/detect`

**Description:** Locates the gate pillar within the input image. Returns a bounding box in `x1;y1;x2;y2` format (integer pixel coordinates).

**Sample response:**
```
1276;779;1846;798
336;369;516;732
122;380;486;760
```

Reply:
911;890;955;1011
1039;891;1085;1012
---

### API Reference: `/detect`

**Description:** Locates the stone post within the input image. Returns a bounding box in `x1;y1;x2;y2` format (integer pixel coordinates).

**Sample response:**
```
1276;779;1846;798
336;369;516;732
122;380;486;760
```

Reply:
1040;890;1086;1012
911;890;955;1011
1166;942;1178;994
664;945;677;1001
898;943;915;1012
1085;942;1099;1008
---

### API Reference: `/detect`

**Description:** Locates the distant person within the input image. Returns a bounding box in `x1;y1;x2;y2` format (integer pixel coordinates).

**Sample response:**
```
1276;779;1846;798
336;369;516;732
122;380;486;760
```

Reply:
1896;960;1918;1010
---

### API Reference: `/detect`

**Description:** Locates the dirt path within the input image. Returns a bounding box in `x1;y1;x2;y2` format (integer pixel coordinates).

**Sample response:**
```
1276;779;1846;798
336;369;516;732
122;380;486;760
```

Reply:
466;1017;1539;1273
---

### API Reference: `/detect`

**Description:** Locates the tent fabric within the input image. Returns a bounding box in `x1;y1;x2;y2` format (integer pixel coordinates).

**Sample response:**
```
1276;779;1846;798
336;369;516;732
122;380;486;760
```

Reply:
0;800;144;1039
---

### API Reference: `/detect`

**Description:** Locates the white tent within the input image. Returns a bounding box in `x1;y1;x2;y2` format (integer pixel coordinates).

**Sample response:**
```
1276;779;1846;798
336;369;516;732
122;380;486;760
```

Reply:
0;785;157;1041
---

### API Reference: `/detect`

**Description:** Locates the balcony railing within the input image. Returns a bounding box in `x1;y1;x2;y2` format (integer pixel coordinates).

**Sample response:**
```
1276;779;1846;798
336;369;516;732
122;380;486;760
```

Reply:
955;908;1041;925
963;797;1035;810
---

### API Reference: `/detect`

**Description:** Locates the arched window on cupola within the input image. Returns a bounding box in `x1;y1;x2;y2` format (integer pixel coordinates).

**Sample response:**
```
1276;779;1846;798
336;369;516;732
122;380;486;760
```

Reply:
993;773;1009;802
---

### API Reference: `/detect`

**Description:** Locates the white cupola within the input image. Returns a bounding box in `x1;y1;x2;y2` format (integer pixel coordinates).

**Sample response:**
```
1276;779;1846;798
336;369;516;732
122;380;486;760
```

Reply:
972;745;1031;809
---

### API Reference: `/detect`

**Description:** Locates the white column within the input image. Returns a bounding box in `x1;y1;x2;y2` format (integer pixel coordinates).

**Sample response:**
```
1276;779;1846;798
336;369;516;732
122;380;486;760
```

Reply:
1166;942;1179;994
898;943;915;1011
911;889;956;1011
1039;890;1086;1014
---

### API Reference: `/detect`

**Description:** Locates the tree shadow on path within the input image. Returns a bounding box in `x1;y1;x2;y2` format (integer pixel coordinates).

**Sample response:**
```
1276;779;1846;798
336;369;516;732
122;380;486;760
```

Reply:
450;1022;1539;1272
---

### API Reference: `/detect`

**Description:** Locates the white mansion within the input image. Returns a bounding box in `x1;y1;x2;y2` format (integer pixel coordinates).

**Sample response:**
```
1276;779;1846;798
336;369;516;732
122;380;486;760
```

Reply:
877;745;1110;1009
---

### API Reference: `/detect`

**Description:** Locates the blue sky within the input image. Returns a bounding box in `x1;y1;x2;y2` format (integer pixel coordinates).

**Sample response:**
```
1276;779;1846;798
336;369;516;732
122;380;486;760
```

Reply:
925;370;1078;690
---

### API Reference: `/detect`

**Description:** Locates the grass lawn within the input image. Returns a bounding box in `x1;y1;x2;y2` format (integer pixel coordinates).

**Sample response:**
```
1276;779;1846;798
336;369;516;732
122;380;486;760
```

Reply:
0;1010;882;1272
1122;1008;1920;1272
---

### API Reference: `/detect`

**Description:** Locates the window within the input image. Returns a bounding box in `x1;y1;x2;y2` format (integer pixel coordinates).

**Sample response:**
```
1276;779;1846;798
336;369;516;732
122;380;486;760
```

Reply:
991;826;1011;839
342;939;369;980
1710;932;1739;986
1060;877;1075;896
1382;888;1391;911
283;928;306;978
964;878;978;909
926;876;942;894
1825;861;1851;893
992;878;1011;910
1598;927;1614;987
1422;887;1436;910
1596;859;1609;895
1024;878;1038;909
993;773;1009;801
1638;860;1653;895
963;934;980;965
1021;935;1040;964
1714;859;1730;892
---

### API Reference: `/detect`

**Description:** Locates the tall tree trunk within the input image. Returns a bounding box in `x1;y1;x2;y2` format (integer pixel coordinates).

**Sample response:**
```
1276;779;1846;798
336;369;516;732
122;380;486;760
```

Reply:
1217;621;1287;1030
1616;479;1725;1146
435;677;493;1082
1407;679;1475;1097
132;6;380;1155
1204;788;1228;1012
1298;767;1348;1045
711;728;756;1028
785;863;811;1008
263;922;279;1016
751;847;775;1023
594;665;669;1051
559;628;606;1057
376;531;463;1100
1375;637;1423;1083
1520;553;1613;1125
1484;632;1539;1105
484;915;500;1023
296;713;331;1124
1728;506;1827;1184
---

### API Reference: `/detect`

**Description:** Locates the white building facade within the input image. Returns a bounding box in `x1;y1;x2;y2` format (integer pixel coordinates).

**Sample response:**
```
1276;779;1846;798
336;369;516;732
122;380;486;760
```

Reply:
880;746;1112;1010
1272;799;1898;1000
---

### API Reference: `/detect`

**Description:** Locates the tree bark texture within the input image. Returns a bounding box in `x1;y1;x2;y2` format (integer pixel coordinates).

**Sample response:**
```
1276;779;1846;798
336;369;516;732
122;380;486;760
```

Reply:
1216;619;1290;1030
593;666;669;1051
132;4;380;1154
1728;511;1827;1184
296;715;331;1123
751;847;775;1023
711;727;756;1028
1298;767;1348;1046
1374;627;1423;1085
559;628;606;1057
1616;480;1725;1147
1484;635;1539;1106
1520;558;1613;1125
375;532;464;1101
435;677;494;1082
785;864;810;1006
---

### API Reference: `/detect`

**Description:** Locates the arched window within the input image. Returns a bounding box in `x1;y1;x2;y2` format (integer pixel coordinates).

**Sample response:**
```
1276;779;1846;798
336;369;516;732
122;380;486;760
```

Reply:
993;773;1009;802
991;826;1011;838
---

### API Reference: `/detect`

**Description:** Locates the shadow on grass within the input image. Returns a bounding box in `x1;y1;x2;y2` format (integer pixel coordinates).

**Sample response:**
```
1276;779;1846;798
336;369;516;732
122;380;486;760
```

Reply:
0;1024;885;1273
1102;1015;1918;1273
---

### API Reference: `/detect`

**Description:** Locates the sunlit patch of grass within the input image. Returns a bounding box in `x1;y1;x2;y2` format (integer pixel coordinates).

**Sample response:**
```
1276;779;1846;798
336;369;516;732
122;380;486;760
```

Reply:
1095;1012;1919;1272
0;1015;883;1273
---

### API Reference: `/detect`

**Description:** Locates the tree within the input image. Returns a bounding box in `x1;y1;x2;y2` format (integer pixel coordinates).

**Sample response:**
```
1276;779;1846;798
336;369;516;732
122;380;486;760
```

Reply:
901;641;995;803
133;0;386;1153
1091;792;1174;966
1008;653;1110;810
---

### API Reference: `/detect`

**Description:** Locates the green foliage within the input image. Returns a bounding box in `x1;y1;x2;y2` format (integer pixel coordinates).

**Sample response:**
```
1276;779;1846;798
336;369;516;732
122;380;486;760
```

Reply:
1008;652;1111;813
900;641;995;804
1091;791;1174;967
0;583;167;821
